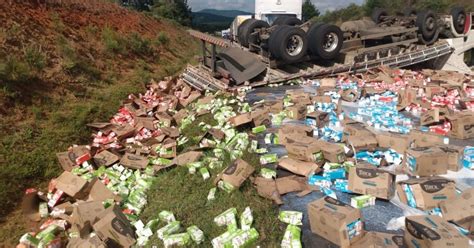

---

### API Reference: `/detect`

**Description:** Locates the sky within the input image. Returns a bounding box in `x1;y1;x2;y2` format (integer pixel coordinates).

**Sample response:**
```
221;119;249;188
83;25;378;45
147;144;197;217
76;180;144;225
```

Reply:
188;0;365;13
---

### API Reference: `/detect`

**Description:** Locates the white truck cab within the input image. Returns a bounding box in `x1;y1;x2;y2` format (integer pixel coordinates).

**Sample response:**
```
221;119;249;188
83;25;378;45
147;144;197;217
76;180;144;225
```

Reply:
255;0;303;24
229;0;303;40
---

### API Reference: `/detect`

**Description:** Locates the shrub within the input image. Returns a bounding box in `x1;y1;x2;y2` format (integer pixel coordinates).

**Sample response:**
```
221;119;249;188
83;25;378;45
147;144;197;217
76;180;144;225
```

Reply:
0;56;31;81
155;31;170;46
24;45;46;71
51;13;66;33
128;32;152;55
101;27;125;54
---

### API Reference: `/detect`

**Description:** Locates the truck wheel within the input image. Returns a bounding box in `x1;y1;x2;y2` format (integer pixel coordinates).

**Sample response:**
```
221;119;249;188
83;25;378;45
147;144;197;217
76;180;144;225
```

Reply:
416;10;437;41
308;23;343;60
451;6;466;34
372;8;388;24
269;26;308;63
240;19;269;47
419;29;439;45
238;19;254;46
404;8;417;17
272;16;303;26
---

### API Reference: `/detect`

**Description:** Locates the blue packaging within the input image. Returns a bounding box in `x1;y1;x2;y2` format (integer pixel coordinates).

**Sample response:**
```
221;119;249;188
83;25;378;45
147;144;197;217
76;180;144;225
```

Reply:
402;184;417;208
323;168;346;180
463;146;474;169
335;179;352;193
308;175;332;188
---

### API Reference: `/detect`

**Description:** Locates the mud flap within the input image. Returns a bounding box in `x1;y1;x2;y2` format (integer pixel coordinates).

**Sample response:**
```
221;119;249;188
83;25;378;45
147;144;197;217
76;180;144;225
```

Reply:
219;47;267;85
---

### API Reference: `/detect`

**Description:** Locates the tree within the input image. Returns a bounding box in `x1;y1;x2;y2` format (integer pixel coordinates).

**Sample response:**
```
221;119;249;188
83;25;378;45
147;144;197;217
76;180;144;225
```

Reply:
302;0;320;22
152;0;192;26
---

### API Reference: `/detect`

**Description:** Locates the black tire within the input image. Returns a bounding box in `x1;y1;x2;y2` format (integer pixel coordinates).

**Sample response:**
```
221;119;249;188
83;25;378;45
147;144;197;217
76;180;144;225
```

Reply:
416;10;438;40
269;26;308;63
272;16;303;26
404;8;417;17
237;19;254;45
372;8;388;24
239;19;269;47
451;6;466;34
419;29;439;45
307;23;343;60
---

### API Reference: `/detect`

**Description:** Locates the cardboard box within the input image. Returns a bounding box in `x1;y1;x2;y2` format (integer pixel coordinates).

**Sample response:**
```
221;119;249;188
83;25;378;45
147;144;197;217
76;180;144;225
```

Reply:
343;123;373;138
56;146;91;172
396;177;456;210
424;85;445;98
93;205;136;247
285;140;323;163
286;90;312;105
215;159;254;190
171;151;202;166
278;157;320;177
316;140;346;163
348;164;395;200
375;132;411;154
341;89;360;102
439;145;464;171
228;113;252;127
439;188;474;236
252;177;283;205
347;135;378;151
420;108;440;126
278;124;313;145
286;105;307;120
71;201;105;237
409;130;446;148
320;78;337;87
111;124;136;140
93;150;119;167
405;215;469;248
308;196;364;247
87;178;120;202
251;108;271;127
276;175;316;196
306;111;330;129
55;171;88;198
447;112;474;139
67;235;106;248
173;109;189;125
119;153;149;170
351;232;407;248
404;147;448;176
311;95;332;103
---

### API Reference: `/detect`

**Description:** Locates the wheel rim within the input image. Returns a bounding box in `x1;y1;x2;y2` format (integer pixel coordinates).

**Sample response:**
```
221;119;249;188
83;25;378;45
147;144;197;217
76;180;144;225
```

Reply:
425;17;435;31
456;14;466;28
286;35;304;56
323;32;339;53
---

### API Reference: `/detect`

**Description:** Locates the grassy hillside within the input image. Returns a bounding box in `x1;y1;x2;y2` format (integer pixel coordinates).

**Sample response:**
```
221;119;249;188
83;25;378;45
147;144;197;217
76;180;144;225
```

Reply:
0;2;199;244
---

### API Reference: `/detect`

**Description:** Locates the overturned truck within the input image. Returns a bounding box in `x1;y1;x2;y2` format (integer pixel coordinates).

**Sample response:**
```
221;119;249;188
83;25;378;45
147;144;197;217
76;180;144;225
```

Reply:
185;7;473;91
234;7;471;65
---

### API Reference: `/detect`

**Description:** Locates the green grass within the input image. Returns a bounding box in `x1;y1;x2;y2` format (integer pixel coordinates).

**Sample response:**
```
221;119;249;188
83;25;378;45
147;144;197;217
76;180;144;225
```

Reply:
140;101;283;247
140;149;283;247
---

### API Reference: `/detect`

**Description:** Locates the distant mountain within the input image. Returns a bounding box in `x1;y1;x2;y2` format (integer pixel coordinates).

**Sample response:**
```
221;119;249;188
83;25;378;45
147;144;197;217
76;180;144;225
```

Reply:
197;9;253;18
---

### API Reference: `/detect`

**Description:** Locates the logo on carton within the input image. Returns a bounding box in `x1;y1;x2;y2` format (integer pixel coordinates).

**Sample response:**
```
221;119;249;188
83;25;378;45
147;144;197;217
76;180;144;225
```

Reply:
356;168;378;179
464;124;474;132
224;162;237;175
420;179;450;193
324;196;345;206
406;219;441;240
391;235;406;247
112;218;131;236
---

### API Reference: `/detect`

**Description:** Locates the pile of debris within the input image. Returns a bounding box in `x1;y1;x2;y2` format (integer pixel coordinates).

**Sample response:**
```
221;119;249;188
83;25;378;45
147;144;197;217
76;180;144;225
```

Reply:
17;66;474;248
244;67;474;247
